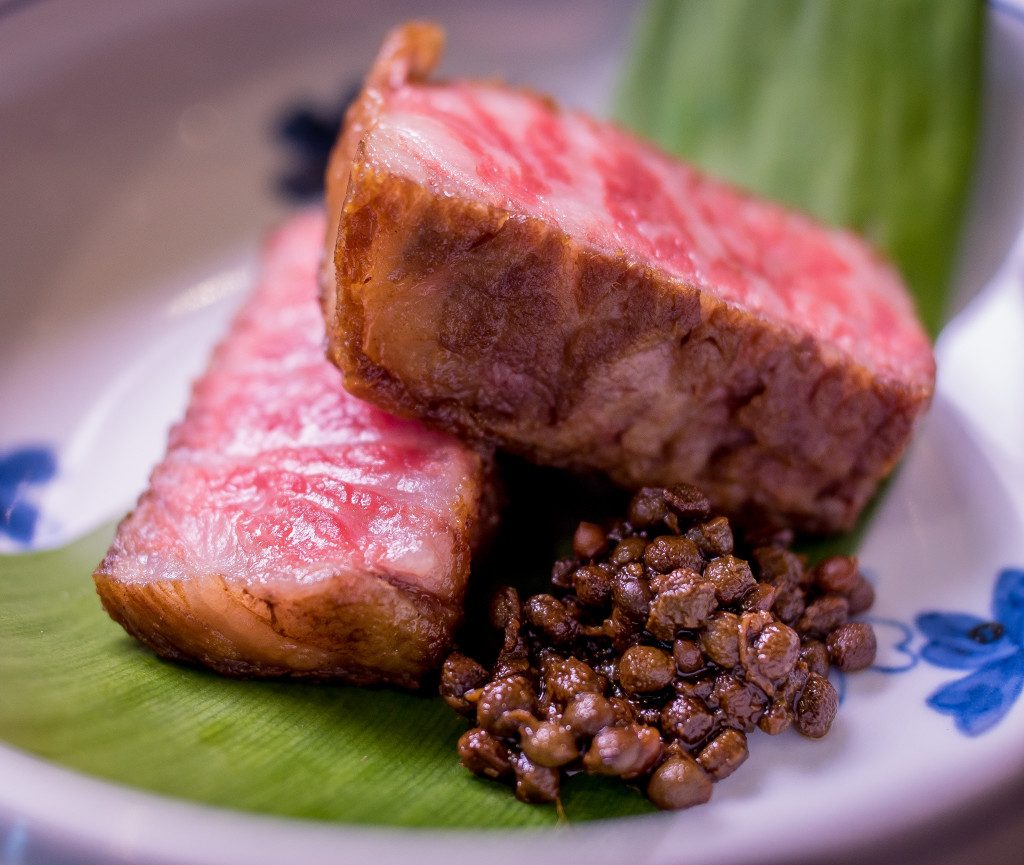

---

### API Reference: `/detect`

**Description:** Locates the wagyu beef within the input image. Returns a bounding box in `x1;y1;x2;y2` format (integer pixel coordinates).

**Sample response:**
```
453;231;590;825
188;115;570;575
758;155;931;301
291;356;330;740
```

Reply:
322;23;936;534
94;212;494;687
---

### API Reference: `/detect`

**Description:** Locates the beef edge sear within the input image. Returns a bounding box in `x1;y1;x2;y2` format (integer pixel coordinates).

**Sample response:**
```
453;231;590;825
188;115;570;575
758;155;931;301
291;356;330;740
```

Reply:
94;212;496;687
321;22;936;535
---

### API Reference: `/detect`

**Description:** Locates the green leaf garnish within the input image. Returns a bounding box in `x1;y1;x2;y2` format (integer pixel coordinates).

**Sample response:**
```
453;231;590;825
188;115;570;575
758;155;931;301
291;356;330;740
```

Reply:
0;525;652;825
615;0;984;336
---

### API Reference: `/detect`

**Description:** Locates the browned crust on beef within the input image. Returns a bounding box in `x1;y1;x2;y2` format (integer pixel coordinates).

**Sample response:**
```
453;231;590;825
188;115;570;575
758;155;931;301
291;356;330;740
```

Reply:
94;568;456;688
321;21;444;318
93;444;496;689
326;163;933;534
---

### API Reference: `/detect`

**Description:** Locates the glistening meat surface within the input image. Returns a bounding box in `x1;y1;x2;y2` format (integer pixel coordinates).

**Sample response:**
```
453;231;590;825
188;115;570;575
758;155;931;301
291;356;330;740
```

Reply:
323;23;936;533
94;212;494;687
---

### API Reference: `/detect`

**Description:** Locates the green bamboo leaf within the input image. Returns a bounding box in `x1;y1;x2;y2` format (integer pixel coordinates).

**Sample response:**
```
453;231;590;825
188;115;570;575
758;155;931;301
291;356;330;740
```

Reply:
0;525;652;825
615;0;984;336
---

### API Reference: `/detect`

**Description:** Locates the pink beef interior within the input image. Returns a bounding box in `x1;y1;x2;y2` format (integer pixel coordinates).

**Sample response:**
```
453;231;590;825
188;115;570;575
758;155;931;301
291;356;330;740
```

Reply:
365;82;934;385
105;212;478;601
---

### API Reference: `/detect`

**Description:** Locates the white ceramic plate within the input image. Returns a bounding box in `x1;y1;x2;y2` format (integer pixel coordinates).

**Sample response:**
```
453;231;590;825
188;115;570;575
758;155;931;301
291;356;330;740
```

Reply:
2;2;1024;864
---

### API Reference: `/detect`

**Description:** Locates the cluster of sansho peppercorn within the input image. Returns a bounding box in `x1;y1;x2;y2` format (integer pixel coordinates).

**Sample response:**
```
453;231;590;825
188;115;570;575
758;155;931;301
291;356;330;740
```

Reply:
440;485;878;811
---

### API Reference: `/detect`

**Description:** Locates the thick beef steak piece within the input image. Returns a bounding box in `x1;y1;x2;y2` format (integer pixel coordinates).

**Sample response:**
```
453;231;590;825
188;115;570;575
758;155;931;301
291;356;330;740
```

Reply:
95;212;494;687
323;23;935;534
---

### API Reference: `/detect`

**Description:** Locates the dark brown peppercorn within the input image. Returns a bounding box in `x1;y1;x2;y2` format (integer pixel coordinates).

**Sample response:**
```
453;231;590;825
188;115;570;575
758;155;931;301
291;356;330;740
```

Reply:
784;661;811;697
458;728;512;780
583;724;663;778
799;639;831;677
663;484;712;522
493;625;531;678
443;484;874;814
736;610;774;691
694;516;734;557
747;620;800;684
796;672;839;738
846;575;876;615
701;611;741;668
697;729;748;780
609;536;648;566
772;583;807;625
520;721;579;768
573;521;608;559
550;558;576;590
573;564;613;607
757;701;792;735
562;692;617;737
563;595;585;624
704;555;757;604
644;536;703;574
440;652;489;715
612;569;653;623
661;694;714;744
813;556;860;594
628;487;670;528
488;586;520;631
741;583;778;612
647;755;713;810
511;753;560;803
632;725;667;778
605;519;633;542
492;644;531;680
673;638;705;675
676;677;715;702
649;568;687;595
827;622;877;671
619;645;676;694
476;676;536;737
628;700;664;727
797;595;850;636
540;655;604;706
760;662;808;735
523;594;577;646
646;574;718;639
602;607;644;652
607;696;637;726
753;545;804;587
713;673;768;731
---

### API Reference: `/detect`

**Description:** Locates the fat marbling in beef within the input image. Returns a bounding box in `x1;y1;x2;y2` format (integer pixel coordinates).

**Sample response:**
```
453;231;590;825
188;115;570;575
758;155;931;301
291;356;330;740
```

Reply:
322;23;936;534
94;212;494;687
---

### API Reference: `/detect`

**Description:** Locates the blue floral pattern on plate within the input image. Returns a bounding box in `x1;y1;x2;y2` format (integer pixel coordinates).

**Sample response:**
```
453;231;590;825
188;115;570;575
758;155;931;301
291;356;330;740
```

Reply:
274;82;358;201
830;616;918;702
0;446;57;545
915;568;1024;735
866;617;918;673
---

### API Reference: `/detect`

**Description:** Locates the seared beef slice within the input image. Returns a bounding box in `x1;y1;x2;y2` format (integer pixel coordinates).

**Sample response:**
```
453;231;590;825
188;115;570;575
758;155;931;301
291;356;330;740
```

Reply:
95;212;494;687
323;23;935;534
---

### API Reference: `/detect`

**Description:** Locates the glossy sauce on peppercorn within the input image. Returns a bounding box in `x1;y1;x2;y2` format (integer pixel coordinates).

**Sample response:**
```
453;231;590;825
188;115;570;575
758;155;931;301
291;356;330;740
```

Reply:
441;485;877;810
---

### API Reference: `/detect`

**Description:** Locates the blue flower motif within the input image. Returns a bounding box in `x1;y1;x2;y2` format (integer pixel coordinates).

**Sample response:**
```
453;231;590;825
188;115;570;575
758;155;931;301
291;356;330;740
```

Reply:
866;616;919;673
274;82;358;201
829;616;919;703
0;446;57;544
915;568;1024;736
